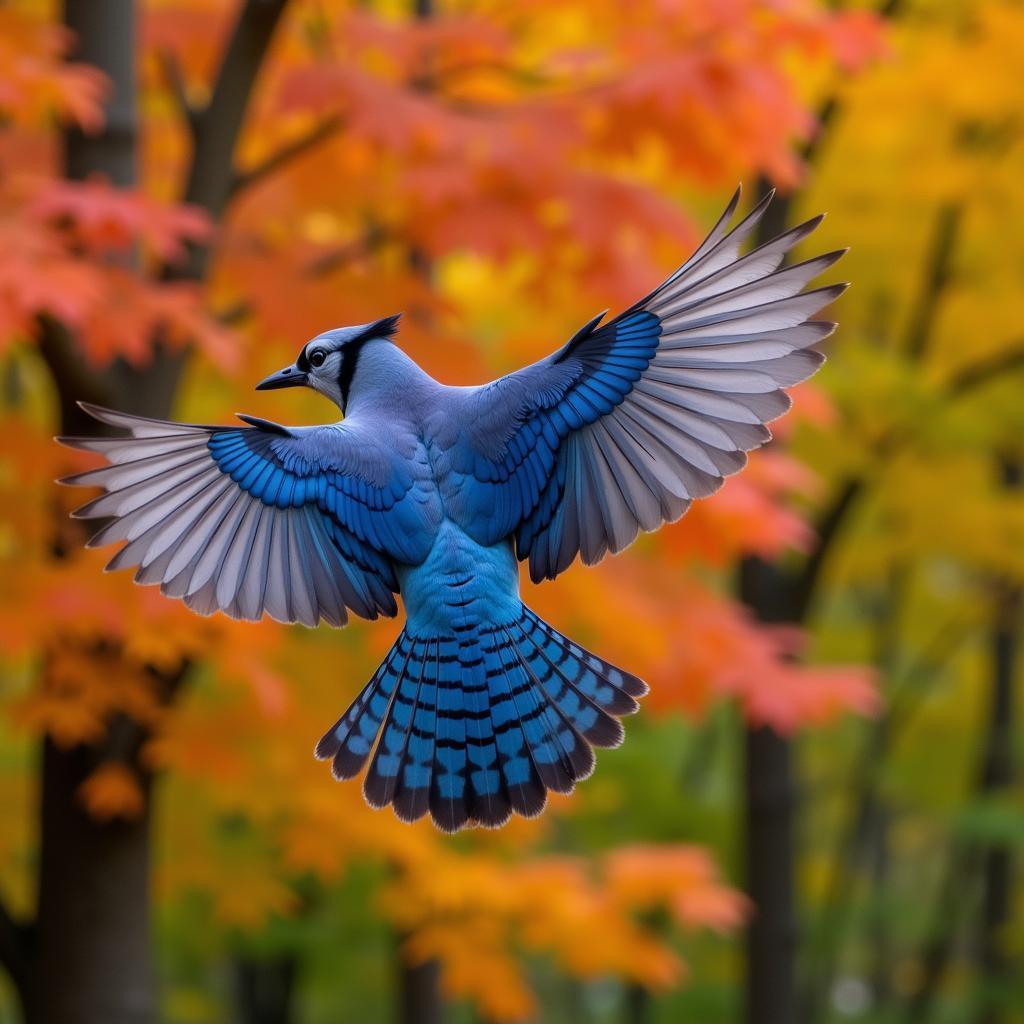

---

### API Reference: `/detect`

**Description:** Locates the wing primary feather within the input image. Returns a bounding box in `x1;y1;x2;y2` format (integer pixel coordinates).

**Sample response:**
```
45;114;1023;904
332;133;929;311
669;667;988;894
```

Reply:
72;452;214;519
215;498;263;611
237;505;274;620
59;442;209;488
651;214;829;315
105;474;228;573
285;510;318;627
75;403;210;437
187;489;251;596
654;250;846;323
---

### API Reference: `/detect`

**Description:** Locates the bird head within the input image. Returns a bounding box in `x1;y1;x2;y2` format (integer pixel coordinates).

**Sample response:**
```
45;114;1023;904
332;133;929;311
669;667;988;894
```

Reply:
256;313;402;412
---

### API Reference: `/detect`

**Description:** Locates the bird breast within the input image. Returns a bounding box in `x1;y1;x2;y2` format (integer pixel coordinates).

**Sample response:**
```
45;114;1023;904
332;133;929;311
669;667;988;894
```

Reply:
396;521;520;636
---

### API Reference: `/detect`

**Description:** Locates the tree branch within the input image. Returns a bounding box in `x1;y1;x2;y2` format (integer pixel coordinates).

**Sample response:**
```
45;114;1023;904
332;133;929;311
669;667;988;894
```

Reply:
172;0;290;281
784;192;969;616
794;303;1024;1024
895;558;1019;1024
738;0;918;617
792;332;1024;618
155;48;198;138
904;203;961;360
211;225;390;327
304;223;390;277
798;0;906;168
971;457;1021;1024
946;342;1024;397
229;114;344;199
793;478;863;621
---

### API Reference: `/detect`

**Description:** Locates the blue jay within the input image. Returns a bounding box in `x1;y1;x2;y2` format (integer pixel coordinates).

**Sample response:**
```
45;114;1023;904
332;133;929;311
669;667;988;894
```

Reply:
60;189;843;831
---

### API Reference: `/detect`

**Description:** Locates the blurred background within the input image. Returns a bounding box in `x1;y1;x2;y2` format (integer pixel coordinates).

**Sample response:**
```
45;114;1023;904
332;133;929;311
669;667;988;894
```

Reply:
0;1;1022;1022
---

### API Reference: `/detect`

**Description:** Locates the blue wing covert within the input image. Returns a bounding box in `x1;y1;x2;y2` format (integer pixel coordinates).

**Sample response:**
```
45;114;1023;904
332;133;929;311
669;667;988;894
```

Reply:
454;188;844;581
60;406;417;626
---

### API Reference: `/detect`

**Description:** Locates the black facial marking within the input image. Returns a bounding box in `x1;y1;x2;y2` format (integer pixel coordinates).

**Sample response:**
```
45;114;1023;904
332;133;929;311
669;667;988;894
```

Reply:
337;314;402;412
338;337;369;412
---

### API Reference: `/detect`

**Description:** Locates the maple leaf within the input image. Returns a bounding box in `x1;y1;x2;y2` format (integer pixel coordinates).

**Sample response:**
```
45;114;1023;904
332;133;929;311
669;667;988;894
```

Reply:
0;10;108;131
78;762;145;821
31;178;213;263
605;844;750;933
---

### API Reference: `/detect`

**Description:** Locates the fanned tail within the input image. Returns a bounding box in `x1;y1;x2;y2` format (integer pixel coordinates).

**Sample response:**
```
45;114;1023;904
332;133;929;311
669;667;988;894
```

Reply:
315;606;647;832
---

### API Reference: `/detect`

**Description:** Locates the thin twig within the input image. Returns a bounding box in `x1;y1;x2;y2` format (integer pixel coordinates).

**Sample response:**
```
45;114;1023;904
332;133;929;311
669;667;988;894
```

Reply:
304;224;390;277
229;114;345;199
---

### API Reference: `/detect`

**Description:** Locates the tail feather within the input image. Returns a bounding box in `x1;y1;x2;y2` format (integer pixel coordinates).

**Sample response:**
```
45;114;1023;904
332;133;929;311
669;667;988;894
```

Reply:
498;624;594;792
363;636;430;810
315;606;646;832
510;615;623;748
520;612;649;710
431;641;471;831
391;637;438;824
457;631;511;829
481;631;548;820
315;634;412;777
492;625;583;798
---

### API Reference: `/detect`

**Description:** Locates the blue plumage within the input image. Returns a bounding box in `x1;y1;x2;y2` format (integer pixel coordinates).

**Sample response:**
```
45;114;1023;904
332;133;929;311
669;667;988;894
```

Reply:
318;609;644;829
60;188;844;830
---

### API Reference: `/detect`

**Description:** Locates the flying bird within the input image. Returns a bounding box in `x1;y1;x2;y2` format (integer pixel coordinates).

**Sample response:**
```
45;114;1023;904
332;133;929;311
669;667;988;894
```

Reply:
59;188;845;832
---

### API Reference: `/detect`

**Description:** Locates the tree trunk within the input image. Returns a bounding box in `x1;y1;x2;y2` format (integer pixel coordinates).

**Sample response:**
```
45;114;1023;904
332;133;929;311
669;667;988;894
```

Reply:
27;2;290;1022
64;0;135;188
737;176;852;1024
740;501;800;1023
974;459;1019;1024
399;957;443;1024
623;982;651;1024
234;954;298;1024
742;720;798;1024
30;6;162;1023
34;737;156;1024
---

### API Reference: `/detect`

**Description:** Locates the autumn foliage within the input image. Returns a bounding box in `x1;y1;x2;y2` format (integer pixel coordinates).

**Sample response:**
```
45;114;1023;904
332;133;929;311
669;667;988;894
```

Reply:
21;1;1019;1021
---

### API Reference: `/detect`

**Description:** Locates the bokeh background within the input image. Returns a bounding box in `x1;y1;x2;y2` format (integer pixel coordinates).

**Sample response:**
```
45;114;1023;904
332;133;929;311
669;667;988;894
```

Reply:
1;1;1022;1022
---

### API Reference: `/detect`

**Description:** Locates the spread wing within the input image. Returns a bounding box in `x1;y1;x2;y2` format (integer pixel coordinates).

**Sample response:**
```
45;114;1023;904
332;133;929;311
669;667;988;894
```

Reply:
459;188;845;581
58;405;418;626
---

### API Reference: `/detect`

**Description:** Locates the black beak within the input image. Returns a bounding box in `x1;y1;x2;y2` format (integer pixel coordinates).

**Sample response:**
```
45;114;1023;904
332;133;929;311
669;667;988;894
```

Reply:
256;364;308;391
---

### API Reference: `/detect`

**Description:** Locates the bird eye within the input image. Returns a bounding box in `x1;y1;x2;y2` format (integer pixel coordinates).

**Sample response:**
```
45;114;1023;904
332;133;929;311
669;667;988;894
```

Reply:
309;350;326;368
